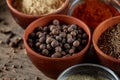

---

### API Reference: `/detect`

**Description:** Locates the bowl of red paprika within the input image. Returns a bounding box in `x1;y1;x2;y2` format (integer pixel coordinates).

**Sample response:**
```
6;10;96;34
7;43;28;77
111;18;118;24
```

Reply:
68;0;120;30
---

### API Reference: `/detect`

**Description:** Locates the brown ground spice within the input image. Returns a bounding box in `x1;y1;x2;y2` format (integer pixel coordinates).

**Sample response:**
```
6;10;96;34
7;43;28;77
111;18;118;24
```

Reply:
98;23;120;59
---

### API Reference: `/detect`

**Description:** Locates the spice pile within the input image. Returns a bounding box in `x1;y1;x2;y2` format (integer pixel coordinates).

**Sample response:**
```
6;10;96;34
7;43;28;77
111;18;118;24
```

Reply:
65;74;109;80
72;0;120;29
13;0;65;15
98;23;120;59
27;19;88;58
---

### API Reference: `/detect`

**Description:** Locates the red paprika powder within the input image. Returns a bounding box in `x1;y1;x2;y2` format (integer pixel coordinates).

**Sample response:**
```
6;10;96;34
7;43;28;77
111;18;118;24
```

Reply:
72;0;120;29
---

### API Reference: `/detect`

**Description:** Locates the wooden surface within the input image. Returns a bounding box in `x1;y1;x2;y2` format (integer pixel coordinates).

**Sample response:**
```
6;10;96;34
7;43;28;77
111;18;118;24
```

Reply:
0;6;54;80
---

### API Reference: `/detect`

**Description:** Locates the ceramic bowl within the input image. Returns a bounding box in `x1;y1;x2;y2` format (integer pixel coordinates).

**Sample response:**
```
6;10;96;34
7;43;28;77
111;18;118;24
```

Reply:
92;16;120;76
6;0;69;29
57;63;119;80
23;14;91;79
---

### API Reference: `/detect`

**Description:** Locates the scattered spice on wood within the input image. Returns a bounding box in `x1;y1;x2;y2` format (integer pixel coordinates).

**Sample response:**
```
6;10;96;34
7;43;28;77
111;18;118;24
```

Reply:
72;0;120;29
98;23;120;59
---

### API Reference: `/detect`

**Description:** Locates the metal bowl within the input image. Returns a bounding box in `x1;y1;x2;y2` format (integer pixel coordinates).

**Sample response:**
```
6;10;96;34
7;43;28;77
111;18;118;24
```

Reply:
57;63;119;80
68;0;120;16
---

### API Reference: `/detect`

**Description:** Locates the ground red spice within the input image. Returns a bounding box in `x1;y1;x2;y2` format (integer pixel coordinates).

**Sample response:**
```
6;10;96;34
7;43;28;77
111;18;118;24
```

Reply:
72;0;120;29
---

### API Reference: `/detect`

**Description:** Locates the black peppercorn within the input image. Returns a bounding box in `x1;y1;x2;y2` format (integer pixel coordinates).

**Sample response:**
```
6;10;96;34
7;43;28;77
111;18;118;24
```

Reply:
64;43;70;49
39;36;46;43
55;46;62;52
59;32;66;38
42;49;49;55
39;44;46;50
70;24;77;30
51;52;61;58
51;40;59;47
69;49;75;54
53;19;59;26
73;40;80;47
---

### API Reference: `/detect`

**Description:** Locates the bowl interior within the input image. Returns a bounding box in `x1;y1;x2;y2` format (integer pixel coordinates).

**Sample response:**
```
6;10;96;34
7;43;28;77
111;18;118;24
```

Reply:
24;14;91;60
57;64;119;80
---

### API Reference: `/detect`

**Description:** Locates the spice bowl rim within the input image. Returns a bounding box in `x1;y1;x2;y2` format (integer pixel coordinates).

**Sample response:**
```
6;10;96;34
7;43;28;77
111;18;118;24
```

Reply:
57;63;119;80
23;14;91;60
92;16;120;63
6;0;69;17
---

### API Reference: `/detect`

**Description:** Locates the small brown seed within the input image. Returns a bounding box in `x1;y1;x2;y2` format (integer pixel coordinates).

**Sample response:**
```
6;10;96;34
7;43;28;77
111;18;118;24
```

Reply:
49;25;56;31
52;29;59;35
39;36;45;43
64;43;70;49
51;52;61;58
68;27;74;32
51;40;59;47
59;32;66;38
73;40;80;47
46;37;53;44
39;44;46;50
53;19;59;26
42;49;49;55
71;31;77;36
67;38;74;43
69;49;75;54
55;46;62;52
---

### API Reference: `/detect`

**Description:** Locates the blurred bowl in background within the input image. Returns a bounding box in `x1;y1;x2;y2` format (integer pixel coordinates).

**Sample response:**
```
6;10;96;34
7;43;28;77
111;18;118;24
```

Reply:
6;0;69;29
68;0;120;30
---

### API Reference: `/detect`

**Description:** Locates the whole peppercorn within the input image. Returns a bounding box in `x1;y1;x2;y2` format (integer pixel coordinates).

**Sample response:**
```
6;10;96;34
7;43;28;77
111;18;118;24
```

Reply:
39;44;46;50
67;34;72;39
46;44;52;50
51;29;59;35
70;24;77;30
82;33;88;39
55;46;62;52
64;43;70;49
51;52;61;58
51;40;59;47
35;42;40;47
46;37;53;44
43;26;49;32
53;19;59;26
42;49;49;56
36;31;41;36
55;36;62;41
62;38;66;44
38;32;44;38
49;25;56;31
78;28;83;34
62;25;68;29
68;27;74;32
70;31;77;36
36;26;43;31
82;39;88;45
67;38;74;43
73;40;80;47
61;51;66;56
29;32;35;38
39;36;46;43
59;32;66;38
69;49;75;54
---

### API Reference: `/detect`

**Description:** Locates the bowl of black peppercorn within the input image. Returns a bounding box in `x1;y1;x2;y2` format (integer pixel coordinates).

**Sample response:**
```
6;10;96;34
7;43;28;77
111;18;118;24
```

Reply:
23;14;91;79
